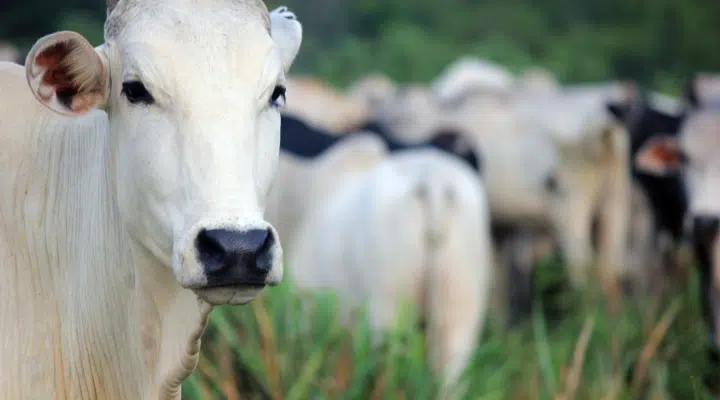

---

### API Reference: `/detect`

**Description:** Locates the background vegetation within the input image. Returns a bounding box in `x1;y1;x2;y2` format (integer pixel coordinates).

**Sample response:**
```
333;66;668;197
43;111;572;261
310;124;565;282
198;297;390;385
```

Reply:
2;0;720;92
3;0;719;398
182;259;718;399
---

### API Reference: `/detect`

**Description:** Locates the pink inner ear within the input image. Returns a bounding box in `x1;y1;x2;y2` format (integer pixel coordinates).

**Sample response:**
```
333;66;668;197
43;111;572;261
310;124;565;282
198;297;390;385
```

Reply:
35;42;65;69
34;41;78;98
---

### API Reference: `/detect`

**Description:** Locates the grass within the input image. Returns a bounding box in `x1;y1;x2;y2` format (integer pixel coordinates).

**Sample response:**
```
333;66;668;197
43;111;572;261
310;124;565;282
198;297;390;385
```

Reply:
182;258;718;400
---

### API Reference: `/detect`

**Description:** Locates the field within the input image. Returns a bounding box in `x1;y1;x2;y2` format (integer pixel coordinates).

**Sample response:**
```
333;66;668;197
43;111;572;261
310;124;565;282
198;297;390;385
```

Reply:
181;257;718;400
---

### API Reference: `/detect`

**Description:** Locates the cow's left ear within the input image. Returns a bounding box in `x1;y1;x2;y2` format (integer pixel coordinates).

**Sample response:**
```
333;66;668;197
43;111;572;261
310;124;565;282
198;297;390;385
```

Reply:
269;6;302;73
25;31;110;116
635;135;683;176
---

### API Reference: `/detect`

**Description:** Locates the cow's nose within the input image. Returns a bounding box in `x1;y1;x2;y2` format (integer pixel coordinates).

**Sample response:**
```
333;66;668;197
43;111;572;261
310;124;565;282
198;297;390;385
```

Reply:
195;228;275;287
693;215;720;243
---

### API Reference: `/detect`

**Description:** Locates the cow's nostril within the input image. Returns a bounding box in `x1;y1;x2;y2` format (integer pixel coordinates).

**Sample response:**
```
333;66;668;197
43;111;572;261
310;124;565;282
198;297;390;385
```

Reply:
195;228;227;273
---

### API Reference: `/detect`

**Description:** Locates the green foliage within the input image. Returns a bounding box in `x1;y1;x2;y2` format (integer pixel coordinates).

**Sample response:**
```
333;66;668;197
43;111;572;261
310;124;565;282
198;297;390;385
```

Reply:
182;264;718;399
3;0;719;92
265;0;720;91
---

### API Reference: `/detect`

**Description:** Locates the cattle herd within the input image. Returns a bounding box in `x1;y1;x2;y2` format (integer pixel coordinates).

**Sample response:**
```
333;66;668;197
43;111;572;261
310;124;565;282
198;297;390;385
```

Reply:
271;64;720;393
0;1;718;399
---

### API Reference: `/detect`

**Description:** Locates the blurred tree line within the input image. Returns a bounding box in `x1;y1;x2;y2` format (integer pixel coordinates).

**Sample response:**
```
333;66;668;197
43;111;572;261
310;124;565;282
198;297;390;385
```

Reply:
2;0;719;92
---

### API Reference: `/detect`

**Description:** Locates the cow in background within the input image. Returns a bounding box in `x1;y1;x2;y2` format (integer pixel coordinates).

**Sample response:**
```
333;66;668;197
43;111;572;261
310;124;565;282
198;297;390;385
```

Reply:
288;149;493;399
606;88;691;295
632;74;720;387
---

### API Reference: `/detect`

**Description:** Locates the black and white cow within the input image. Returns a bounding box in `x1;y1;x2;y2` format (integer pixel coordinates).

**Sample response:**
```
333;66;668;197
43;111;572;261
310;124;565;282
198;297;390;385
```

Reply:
606;89;690;295
630;75;720;386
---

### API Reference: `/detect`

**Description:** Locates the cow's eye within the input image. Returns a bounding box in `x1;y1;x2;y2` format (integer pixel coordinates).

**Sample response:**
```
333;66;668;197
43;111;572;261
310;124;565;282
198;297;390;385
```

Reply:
121;81;154;105
270;85;286;108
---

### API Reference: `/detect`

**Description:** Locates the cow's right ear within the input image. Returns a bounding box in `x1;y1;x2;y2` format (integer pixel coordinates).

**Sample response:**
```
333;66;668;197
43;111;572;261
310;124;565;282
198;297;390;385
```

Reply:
25;31;110;117
634;135;683;176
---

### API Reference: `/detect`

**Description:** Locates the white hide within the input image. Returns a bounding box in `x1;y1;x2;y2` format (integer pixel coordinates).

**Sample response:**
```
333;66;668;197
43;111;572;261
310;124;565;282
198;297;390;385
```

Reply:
288;149;493;398
0;2;302;399
266;133;388;246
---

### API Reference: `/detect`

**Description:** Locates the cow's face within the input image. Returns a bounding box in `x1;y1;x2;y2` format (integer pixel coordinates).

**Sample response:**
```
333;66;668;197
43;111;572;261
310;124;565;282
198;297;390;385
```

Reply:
23;0;303;305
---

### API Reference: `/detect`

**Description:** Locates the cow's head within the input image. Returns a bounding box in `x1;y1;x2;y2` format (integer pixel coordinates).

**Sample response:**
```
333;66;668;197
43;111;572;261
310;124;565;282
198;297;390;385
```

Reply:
23;0;303;305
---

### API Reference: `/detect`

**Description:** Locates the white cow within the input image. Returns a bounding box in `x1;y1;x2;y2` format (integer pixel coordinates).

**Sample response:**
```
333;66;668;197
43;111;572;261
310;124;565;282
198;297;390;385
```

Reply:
518;86;633;290
0;2;301;399
288;149;493;398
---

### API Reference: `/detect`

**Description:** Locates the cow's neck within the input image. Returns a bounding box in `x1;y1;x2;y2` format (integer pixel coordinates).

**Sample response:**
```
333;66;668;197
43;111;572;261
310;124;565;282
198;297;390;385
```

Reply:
128;238;213;400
